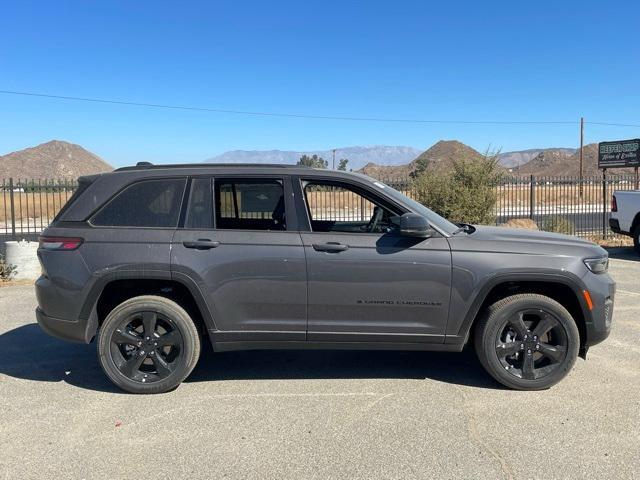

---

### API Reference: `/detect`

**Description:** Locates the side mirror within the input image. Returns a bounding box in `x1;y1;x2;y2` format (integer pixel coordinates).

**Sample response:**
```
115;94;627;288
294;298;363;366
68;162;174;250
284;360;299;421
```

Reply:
399;213;435;238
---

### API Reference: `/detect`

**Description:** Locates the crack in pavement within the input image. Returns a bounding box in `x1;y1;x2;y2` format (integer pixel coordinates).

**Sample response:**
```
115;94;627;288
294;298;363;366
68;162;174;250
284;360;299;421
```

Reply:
454;385;515;480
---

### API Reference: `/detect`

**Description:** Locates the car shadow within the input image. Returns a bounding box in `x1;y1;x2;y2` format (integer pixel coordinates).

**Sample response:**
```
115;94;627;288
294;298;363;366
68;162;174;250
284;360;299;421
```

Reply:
606;247;639;262
0;323;502;393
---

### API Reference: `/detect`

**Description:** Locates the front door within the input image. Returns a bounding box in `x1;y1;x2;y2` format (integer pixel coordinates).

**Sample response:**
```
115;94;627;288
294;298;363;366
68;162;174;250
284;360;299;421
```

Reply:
171;176;307;342
298;179;452;343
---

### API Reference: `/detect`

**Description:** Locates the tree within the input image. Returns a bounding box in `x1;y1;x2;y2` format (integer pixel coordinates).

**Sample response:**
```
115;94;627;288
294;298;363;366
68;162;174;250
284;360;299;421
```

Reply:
412;150;503;225
297;154;328;169
337;158;349;171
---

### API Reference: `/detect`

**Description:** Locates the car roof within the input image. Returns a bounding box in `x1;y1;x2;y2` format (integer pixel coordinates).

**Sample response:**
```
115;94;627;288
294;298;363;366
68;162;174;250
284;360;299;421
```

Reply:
110;162;373;180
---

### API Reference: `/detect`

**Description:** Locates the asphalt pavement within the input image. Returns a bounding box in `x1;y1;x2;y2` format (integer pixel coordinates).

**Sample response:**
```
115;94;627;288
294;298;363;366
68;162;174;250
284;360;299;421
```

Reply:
0;248;638;479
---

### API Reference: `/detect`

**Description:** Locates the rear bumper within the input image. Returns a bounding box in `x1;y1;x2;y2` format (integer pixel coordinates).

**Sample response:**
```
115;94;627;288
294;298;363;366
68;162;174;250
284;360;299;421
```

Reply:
36;307;92;343
609;218;629;236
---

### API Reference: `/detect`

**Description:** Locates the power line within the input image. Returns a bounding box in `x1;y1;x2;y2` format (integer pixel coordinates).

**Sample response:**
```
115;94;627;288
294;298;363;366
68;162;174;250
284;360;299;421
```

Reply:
586;121;640;128
0;89;578;125
1;89;638;128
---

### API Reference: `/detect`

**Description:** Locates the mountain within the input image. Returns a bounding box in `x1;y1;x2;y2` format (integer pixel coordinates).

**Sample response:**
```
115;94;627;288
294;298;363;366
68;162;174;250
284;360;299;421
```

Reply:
499;148;576;168
0;140;113;179
513;143;637;177
358;140;484;177
206;145;423;171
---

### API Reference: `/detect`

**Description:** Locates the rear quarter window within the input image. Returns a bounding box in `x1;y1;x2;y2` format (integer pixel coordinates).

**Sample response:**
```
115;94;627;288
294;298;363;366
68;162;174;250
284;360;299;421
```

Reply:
91;178;186;228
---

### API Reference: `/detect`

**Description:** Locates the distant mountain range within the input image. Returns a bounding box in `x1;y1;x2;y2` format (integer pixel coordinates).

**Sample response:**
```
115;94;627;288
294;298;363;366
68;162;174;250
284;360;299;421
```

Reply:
206;145;423;171
498;148;576;168
206;145;580;172
358;140;485;177
0;139;625;180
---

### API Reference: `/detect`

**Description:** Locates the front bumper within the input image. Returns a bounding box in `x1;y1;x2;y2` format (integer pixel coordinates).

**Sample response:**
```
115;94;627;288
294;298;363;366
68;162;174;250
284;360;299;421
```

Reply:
582;273;615;347
36;308;92;343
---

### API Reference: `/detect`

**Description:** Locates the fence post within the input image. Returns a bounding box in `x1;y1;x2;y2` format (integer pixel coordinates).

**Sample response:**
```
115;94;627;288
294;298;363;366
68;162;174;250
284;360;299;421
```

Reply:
602;170;607;239
529;175;536;220
8;178;16;240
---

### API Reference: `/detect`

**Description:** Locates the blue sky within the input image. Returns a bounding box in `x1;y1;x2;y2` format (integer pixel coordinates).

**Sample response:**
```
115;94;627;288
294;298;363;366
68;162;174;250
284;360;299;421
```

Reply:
1;0;639;166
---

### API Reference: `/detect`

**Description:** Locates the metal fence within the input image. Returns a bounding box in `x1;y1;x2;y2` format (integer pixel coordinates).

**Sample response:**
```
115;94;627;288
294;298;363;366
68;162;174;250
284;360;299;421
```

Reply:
1;178;78;239
1;175;637;240
379;174;638;238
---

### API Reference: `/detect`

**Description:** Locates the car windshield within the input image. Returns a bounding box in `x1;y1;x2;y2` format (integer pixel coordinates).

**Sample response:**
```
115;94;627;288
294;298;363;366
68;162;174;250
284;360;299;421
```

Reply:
361;176;460;235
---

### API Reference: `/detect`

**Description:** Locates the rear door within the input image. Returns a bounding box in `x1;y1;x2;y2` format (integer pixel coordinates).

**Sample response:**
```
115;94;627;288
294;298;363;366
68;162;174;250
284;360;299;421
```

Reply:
171;175;307;342
81;177;186;280
296;177;452;344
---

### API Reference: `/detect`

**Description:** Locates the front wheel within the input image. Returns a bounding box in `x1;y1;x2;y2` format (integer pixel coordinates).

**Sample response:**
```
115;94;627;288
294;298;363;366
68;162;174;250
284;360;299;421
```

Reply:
475;294;579;390
97;295;201;394
633;225;640;255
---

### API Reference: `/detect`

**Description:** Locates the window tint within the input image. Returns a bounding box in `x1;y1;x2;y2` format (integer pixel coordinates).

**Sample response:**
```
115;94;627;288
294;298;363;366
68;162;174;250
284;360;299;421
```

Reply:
184;178;213;229
215;179;286;230
303;181;398;234
92;178;186;227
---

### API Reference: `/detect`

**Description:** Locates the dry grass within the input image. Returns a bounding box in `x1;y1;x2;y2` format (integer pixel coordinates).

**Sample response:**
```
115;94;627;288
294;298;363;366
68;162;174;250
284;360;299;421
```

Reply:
496;181;639;208
501;218;539;230
0;191;74;223
585;235;634;248
0;279;33;288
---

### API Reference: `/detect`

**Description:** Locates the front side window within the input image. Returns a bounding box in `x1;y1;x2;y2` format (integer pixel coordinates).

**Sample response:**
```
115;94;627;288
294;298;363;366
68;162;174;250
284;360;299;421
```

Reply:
302;181;399;233
215;178;286;230
92;178;186;227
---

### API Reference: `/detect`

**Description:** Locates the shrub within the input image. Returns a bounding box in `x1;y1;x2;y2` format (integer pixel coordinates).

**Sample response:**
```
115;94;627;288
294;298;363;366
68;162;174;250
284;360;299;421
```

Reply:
0;254;17;282
541;216;574;235
502;218;539;230
412;150;503;225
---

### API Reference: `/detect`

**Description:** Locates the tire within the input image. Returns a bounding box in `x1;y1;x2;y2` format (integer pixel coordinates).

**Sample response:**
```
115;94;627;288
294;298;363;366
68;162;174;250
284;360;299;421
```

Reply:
97;295;201;394
475;294;579;390
633;225;640;255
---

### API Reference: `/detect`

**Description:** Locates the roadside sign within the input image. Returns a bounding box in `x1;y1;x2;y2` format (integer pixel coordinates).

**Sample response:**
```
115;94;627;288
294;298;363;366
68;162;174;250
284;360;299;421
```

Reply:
598;139;640;169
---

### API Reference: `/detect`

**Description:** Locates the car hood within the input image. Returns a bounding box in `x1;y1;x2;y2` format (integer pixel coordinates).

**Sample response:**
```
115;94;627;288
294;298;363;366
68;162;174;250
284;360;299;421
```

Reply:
447;225;607;258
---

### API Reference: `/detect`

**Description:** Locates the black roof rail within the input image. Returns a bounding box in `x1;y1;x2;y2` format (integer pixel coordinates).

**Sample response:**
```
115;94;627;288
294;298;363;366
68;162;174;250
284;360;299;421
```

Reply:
114;163;311;172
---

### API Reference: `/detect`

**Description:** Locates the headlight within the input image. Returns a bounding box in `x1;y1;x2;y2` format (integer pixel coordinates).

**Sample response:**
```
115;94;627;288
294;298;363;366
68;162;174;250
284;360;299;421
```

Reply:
584;257;609;274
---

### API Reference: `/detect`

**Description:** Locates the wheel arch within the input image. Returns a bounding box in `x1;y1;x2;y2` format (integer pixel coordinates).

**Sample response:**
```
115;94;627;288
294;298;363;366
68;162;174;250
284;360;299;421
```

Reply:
451;272;591;355
631;211;640;234
80;270;215;342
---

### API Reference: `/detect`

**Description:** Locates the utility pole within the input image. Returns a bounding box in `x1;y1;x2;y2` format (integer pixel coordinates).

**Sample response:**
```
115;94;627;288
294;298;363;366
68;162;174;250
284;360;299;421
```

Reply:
579;116;584;197
332;149;336;170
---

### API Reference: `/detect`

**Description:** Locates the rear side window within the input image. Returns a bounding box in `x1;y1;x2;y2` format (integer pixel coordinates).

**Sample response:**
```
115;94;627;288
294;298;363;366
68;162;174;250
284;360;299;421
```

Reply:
92;178;186;227
215;179;286;230
52;176;94;223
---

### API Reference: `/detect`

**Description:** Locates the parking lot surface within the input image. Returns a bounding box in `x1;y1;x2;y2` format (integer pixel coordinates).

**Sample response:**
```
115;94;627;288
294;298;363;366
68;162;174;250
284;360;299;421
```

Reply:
1;248;639;479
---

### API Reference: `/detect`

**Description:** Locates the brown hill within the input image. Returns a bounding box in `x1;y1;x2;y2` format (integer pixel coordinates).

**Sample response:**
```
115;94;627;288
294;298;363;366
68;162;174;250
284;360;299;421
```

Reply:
512;148;575;176
0;140;113;179
514;143;636;177
359;140;484;177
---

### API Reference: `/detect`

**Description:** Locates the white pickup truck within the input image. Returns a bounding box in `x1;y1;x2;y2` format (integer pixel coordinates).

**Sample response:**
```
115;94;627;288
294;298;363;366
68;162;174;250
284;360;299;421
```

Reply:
610;190;640;253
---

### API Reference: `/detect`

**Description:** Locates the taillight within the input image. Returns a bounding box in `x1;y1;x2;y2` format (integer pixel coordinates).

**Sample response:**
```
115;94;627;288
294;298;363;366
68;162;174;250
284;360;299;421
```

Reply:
38;236;83;251
611;195;617;212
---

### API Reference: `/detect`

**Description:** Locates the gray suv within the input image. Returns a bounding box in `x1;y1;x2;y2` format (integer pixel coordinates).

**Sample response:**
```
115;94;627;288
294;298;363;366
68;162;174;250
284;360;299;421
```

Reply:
35;164;615;393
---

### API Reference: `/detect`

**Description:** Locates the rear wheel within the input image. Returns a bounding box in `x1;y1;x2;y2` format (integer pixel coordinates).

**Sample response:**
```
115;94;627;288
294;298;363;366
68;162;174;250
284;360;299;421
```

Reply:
97;295;201;394
475;294;579;390
633;225;640;255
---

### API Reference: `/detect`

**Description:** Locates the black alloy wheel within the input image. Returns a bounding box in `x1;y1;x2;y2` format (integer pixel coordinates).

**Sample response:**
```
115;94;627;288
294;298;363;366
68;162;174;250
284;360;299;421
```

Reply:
475;293;580;390
97;296;201;394
110;311;184;383
495;308;568;380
